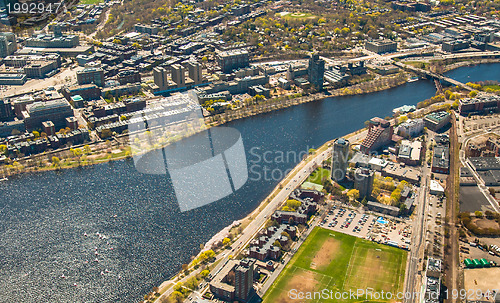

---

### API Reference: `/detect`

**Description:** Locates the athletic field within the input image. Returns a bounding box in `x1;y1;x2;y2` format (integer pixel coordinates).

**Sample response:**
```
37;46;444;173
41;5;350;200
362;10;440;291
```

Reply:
262;227;407;303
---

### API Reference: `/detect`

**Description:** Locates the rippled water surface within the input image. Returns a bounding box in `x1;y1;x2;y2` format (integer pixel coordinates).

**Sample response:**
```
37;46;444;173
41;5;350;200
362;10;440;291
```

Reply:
5;64;497;302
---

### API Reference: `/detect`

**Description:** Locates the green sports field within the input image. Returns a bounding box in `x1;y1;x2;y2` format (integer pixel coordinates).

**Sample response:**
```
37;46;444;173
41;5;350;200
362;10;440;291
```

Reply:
262;227;407;303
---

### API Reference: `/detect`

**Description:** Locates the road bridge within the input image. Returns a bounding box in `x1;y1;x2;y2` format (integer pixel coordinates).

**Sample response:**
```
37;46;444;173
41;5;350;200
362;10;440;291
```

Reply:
393;61;474;91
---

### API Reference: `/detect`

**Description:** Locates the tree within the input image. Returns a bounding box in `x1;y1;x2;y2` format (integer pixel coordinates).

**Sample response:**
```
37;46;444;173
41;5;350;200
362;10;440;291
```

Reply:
347;189;360;201
185;276;199;290
273;240;282;249
51;156;60;166
222;237;231;247
32;131;40;138
399;203;407;214
475;211;483;218
489;187;496;196
286;199;301;211
170;291;184;303
101;129;112;139
0;144;6;155
200;269;210;279
469;90;478;98
361;197;368;206
71;148;82;157
390;188;402;203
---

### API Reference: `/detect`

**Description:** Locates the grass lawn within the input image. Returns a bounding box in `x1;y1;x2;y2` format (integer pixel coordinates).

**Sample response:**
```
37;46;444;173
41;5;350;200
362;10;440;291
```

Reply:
482;84;500;91
262;228;407;303
279;12;317;20
306;167;330;185
79;0;103;4
405;61;429;69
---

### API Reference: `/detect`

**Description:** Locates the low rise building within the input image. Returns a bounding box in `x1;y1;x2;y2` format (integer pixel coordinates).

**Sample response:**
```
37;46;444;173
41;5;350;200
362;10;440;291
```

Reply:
459;94;500;116
271;189;322;224
63;84;101;102
366;201;400;216
397;140;423;166
398;118;424;138
0;73;26;85
432;145;450;174
26;34;79;48
77;68;105;87
248;225;296;261
424;111;450;131
382;162;421;184
365;40;397;54
22;99;74;131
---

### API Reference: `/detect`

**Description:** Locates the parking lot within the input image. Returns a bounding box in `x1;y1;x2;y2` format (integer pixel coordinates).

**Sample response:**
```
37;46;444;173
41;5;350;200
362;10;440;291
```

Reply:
320;205;376;238
319;206;412;249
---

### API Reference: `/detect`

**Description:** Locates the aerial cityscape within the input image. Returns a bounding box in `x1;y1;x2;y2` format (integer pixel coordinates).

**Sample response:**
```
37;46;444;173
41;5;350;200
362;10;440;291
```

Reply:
0;0;499;302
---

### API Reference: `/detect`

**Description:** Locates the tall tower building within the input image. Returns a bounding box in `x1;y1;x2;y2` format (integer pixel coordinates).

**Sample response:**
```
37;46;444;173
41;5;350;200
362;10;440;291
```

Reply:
153;66;168;90
308;54;325;90
170;64;185;88
53;25;63;37
331;138;350;182
0;32;17;58
234;259;255;302
187;61;202;85
354;167;374;200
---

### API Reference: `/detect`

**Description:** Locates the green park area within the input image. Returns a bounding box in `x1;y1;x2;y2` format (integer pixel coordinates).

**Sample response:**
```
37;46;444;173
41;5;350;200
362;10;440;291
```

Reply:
262;228;407;303
79;0;103;5
306;167;330;185
278;12;318;20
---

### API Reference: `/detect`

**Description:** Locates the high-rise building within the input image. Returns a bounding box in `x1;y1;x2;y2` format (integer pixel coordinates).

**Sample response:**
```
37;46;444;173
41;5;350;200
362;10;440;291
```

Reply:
0;32;17;58
308;54;325;90
153;66;168;90
354;167;374;200
234;259;255;302
187;61;202;85
0;99;13;122
360;117;394;154
331;138;350;182
170;64;185;88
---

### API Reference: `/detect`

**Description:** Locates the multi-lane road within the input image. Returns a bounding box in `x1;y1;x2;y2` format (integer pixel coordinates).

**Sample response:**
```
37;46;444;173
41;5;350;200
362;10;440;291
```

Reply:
156;146;331;302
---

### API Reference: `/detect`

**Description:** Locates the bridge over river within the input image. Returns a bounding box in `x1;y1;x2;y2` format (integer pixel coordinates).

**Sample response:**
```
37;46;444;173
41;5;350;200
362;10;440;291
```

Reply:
393;61;475;91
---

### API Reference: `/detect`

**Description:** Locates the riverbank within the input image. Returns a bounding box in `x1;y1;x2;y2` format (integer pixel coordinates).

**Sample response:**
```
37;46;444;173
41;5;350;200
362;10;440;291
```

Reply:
150;139;334;303
147;76;467;303
441;58;500;73
204;72;409;127
0;71;409;179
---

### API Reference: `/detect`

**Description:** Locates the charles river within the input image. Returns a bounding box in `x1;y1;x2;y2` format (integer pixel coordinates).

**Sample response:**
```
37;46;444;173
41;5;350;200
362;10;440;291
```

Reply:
0;63;498;302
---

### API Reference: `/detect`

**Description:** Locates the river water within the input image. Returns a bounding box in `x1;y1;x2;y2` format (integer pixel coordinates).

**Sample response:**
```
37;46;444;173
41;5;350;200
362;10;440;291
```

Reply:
0;63;497;302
